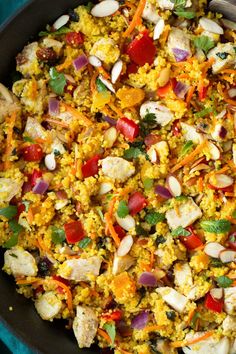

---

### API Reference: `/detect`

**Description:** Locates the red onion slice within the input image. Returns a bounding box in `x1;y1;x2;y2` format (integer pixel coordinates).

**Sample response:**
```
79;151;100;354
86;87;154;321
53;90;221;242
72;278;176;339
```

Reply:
32;180;49;195
131;311;149;329
173;81;189;99
138;272;157;287
155;185;172;199
172;48;189;62
102;115;117;126
48;98;60;116
73;54;88;71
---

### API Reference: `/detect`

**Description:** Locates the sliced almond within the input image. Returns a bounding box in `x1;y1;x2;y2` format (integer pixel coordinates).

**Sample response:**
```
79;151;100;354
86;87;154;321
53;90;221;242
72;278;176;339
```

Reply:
98;75;115;93
147;147;158;163
88;55;102;68
53;15;69;30
199;17;224;35
98;182;113;195
117;235;133;256
189;163;209;174
210;288;223;300
111;60;123;84
204;242;225;258
180;122;202;144
104;127;118;148
209;174;234;190
115;213;135;231
207;141;221;160
219;249;236;263
153;18;165;40
91;0;119;17
228;88;236;98
166;175;182;197
157;67;170;87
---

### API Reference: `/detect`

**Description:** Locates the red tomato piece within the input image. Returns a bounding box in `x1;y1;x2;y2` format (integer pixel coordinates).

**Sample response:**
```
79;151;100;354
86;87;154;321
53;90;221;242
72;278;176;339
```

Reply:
205;292;223;313
30;169;43;187
65;32;84;47
81;155;101;178
101;310;123;322
157;78;176;98
198;85;208;101
64;220;85;244
22;144;43;162
113;224;126;240
52;275;70;293
127;33;156;66
116;117;139;142
179;227;203;250
227;232;236;251
128;192;147;215
172;120;181;137
126;62;139;76
144;134;160;147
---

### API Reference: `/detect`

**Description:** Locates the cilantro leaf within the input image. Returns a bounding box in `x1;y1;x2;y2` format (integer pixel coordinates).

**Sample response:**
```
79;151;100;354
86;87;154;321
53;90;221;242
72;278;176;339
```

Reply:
145;211;165;225
216;52;229;60
39;26;71;37
174;10;196;19
123;147;143;160
51;226;66;244
9;220;24;235
0;206;17;220
96;78;107;92
103;323;116;346
193;36;215;54
135;224;149;236
180;140;194;157
23;136;34;143
78;237;91;249
3;233;19;249
170;0;186;8
143;178;154;190
172;226;191;237
175;195;188;201
49;67;66;95
117;200;129;218
190;311;201;329
140;113;158;137
195;107;213;118
216;275;233;288
200;219;231;234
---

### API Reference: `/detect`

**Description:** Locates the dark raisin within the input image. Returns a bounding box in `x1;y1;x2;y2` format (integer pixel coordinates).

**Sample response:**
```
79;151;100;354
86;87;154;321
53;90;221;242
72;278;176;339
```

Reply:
155;236;166;245
16;53;27;66
13;127;21;135
38;257;52;277
36;48;57;63
166;310;176;321
68;8;79;22
41;121;52;130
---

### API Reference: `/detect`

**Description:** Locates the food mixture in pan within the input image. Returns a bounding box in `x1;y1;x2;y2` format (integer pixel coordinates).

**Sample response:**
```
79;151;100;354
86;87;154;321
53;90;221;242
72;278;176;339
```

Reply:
0;0;236;352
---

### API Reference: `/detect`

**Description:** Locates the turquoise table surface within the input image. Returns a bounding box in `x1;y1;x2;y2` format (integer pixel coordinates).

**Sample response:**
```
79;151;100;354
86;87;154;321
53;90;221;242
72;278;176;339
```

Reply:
0;1;34;352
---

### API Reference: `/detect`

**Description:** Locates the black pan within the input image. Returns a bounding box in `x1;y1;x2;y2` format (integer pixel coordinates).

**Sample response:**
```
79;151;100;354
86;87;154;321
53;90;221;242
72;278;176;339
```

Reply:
0;2;99;352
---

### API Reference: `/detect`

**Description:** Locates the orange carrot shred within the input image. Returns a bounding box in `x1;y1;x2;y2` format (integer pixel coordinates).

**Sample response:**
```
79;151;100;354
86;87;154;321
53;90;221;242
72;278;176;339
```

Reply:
171;141;207;173
171;331;214;348
97;328;112;343
61;103;92;126
123;0;146;38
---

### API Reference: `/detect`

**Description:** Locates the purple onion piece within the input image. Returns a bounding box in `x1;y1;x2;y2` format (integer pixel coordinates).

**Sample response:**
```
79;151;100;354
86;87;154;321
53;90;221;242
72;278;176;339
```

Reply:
172;48;189;62
48;97;59;116
131;311;149;330
219;126;227;139
102;115;117;126
138;272;157;287
173;81;189;99
32;179;49;195
155;185;172;199
73;54;88;71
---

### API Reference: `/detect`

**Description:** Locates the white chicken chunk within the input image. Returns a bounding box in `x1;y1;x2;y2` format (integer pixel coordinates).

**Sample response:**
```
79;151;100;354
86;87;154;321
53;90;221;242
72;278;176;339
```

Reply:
73;306;98;348
101;157;135;182
90;38;120;65
166;198;202;230
207;43;236;74
142;2;160;24
58;256;102;282
140;101;173;127
112;253;135;275
16;42;40;77
24;117;46;140
157;0;191;9
4;247;38;278
183;333;230;354
35;291;62;321
0;83;20;122
167;28;191;60
224;288;236;315
181;123;203;144
0;178;23;203
222;315;236;336
174;263;193;296
156;287;188;313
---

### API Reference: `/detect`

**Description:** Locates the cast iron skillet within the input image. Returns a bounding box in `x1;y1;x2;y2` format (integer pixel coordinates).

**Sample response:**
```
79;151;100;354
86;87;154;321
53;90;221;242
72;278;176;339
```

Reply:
0;1;100;353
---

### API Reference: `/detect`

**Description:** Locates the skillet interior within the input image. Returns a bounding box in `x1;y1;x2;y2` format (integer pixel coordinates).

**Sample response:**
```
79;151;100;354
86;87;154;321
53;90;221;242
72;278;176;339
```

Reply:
0;1;98;353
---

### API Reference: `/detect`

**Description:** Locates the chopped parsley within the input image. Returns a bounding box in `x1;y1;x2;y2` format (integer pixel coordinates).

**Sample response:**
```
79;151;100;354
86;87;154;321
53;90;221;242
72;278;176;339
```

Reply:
200;219;231;234
174;10;196;19
117;200;129;218
143;178;154;191
216;275;233;288
96;78;107;92
180;140;194;157
123;147;143;160
103;323;116;346
51;226;66;244
49;67;67;95
193;35;215;54
78;237;91;249
140;113;158;137
0;206;17;219
195;106;213;118
135;224;149;236
23;136;34;143
3;234;19;249
145;211;165;225
172;226;191;237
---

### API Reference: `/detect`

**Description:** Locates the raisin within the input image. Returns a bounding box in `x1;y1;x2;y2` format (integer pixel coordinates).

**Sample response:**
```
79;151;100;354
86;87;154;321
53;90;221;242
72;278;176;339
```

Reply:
36;47;57;63
68;8;79;22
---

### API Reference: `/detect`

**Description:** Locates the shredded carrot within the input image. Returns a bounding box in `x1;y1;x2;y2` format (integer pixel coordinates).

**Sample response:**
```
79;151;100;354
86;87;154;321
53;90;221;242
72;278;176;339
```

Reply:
27;207;34;224
104;213;120;246
186;86;195;107
97;328;112;343
186;309;195;326
159;25;170;47
16;277;40;285
90;71;99;93
171;331;214;348
3;111;17;170
222;75;234;83
44;118;69;128
61;103;92;126
56;58;72;72
197;177;203;192
201;57;215;76
123;0;146;38
52;279;73;312
37;234;52;255
108;102;124;118
97;66;110;80
171;141;206;173
123;1;136;11
143;325;163;332
31;77;38;100
219;69;236;74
